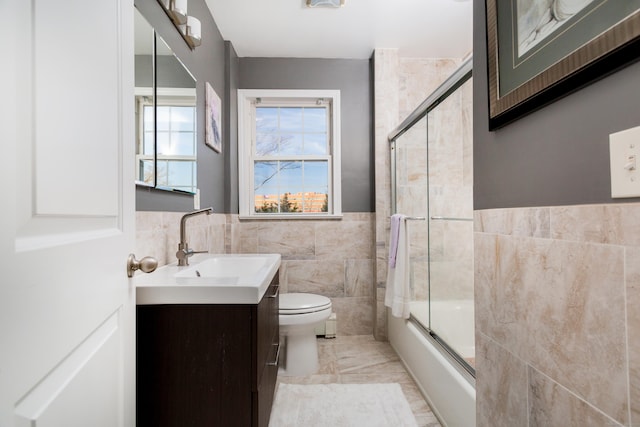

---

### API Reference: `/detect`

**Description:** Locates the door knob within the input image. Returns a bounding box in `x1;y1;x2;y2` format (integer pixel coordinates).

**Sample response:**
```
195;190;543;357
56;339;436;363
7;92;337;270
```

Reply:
127;253;158;278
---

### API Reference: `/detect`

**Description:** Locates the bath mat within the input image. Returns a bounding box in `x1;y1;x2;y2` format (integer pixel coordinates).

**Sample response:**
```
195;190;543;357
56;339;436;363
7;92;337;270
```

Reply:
269;383;418;427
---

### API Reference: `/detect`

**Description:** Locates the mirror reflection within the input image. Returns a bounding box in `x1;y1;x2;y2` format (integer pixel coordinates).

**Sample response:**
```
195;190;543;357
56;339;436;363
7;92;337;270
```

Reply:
134;8;197;194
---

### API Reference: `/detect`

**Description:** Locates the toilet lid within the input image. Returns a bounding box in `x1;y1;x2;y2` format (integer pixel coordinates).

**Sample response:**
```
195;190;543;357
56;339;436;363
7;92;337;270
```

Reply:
279;293;332;314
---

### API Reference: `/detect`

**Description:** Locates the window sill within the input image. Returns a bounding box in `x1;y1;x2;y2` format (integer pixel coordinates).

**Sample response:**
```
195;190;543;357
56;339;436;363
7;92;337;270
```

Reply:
238;214;343;221
135;182;196;196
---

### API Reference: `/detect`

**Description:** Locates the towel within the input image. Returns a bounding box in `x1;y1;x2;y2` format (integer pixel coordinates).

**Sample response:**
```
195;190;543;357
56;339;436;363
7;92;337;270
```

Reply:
385;214;411;319
388;214;403;268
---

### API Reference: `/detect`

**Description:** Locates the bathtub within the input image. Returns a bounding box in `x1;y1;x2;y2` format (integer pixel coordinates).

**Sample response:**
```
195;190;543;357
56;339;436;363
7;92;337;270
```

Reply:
388;300;476;426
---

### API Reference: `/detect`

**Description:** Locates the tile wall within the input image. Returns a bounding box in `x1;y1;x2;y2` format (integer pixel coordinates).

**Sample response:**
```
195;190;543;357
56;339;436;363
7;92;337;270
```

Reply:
135;212;375;336
475;203;640;426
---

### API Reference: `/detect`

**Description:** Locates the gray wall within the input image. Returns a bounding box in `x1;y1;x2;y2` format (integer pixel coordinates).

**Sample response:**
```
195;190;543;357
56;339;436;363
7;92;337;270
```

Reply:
473;2;640;210
238;58;374;213
134;55;152;87
135;54;195;88
135;0;226;212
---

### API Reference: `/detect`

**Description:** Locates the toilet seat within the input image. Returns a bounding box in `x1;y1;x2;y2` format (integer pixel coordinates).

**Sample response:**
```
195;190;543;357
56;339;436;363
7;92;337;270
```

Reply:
279;293;331;315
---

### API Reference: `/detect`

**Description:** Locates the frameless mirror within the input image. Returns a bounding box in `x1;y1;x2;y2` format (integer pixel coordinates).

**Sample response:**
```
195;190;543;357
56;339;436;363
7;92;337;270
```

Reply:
134;7;197;194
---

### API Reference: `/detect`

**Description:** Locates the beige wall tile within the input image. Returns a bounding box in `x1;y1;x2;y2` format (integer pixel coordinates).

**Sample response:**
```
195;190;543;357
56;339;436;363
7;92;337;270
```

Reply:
135;212;167;264
375;288;387;340
162;212;183;262
476;232;628;422
209;226;226;254
315;221;372;260
475;204;640;425
551;203;640;245
474;207;550;238
135;228;168;266
284;260;345;297
429;259;473;301
345;259;374;297
627;245;640;425
277;261;289;294
341;212;373;222
410;257;429;301
136;211;163;233
475;333;528;427
238;222;259;254
332;296;373;336
257;222;316;258
376;246;388;287
528;367;625;427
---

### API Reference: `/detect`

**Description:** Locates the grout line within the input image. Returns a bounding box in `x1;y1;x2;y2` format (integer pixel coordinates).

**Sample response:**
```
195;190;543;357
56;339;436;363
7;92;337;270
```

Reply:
623;246;633;427
525;363;530;427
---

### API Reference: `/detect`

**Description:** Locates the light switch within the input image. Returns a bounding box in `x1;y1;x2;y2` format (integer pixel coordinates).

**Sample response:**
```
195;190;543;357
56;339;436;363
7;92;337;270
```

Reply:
194;188;201;209
609;126;640;198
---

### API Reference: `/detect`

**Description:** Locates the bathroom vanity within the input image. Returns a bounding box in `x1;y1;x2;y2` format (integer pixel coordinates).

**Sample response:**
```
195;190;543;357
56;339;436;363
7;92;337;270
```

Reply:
134;254;281;427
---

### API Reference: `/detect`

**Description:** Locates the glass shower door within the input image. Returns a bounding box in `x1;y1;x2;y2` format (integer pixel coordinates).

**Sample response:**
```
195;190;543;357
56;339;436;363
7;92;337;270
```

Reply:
392;115;430;328
389;58;474;373
427;77;475;368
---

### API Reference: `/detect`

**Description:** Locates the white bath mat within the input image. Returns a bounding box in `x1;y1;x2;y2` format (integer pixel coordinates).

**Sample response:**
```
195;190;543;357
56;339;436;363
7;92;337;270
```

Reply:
269;383;418;427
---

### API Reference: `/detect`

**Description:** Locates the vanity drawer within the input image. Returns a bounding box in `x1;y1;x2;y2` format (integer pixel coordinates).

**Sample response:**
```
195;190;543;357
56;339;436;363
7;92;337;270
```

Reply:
254;353;279;427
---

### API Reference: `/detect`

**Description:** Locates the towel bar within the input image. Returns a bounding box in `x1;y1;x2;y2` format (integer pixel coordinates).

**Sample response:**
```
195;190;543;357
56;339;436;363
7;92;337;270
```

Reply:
430;216;473;222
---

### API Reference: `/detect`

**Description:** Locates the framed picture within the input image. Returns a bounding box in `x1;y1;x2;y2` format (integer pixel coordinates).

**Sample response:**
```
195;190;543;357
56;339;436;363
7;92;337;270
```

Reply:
205;82;222;153
486;0;640;130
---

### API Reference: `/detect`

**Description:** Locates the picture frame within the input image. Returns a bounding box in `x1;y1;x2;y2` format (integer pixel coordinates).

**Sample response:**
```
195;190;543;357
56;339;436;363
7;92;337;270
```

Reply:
486;1;640;130
205;81;222;153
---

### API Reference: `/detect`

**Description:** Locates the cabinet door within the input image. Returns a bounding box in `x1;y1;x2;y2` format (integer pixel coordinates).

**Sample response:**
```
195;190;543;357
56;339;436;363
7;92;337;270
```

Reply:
137;305;253;427
254;276;280;427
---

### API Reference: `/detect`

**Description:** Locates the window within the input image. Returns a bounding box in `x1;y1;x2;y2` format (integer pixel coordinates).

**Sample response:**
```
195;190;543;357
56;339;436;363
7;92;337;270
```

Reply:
135;91;197;193
238;90;342;218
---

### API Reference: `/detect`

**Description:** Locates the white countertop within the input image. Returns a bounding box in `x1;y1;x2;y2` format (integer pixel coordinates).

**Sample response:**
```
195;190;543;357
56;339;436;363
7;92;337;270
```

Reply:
134;253;281;305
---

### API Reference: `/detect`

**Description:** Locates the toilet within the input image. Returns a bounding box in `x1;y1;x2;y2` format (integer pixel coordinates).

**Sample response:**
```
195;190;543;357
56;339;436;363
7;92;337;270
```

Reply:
278;293;332;376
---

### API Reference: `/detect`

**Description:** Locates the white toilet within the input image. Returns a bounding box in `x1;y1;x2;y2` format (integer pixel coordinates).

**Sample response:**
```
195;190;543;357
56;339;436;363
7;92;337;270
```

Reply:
278;293;332;376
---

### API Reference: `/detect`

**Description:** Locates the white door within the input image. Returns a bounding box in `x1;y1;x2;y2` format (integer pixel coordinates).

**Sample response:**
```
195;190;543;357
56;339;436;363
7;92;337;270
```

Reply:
0;0;136;426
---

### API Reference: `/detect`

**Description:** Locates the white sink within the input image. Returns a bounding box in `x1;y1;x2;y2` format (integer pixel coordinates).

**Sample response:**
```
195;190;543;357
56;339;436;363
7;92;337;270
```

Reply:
134;253;281;305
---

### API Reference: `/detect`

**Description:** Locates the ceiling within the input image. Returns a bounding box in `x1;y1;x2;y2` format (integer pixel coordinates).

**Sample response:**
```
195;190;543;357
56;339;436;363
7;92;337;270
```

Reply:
204;0;473;59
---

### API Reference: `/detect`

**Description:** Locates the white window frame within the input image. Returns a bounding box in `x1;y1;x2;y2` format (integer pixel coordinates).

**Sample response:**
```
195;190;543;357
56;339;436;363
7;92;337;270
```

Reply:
135;87;198;193
238;89;342;219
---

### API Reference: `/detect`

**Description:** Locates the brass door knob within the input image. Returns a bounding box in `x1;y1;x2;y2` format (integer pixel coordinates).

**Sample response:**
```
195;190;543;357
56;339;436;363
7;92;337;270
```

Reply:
127;254;158;278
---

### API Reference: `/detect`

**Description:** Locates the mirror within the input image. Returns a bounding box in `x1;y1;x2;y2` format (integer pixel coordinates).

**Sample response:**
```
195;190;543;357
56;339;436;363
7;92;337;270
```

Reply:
134;8;197;194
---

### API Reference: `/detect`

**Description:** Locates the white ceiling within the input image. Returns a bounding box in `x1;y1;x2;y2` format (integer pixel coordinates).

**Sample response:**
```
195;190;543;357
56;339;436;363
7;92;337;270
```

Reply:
204;0;473;59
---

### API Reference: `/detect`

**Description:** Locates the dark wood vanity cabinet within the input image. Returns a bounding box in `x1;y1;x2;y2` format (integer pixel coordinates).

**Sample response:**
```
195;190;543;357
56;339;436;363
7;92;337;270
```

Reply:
136;273;280;427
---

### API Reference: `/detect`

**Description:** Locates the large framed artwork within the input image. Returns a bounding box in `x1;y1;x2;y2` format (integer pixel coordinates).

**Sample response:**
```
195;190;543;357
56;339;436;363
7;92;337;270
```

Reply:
205;81;222;153
486;0;640;130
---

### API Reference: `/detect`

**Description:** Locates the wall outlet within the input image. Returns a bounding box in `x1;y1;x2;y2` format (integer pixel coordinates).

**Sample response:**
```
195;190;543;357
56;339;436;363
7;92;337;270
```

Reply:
609;126;640;198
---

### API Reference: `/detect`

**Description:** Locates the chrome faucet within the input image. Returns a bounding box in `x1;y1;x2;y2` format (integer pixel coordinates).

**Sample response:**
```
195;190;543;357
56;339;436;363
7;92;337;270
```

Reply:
176;207;213;266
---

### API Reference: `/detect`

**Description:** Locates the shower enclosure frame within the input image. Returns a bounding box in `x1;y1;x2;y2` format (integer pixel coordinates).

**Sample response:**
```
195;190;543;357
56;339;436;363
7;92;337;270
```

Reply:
387;56;475;426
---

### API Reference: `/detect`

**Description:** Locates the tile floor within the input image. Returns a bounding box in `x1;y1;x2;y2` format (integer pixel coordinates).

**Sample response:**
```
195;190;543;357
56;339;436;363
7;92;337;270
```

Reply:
276;335;442;427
